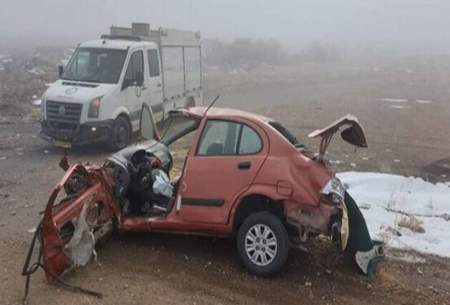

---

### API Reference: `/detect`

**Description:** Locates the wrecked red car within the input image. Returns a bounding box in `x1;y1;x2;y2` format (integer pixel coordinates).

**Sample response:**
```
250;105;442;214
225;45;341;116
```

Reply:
24;105;382;297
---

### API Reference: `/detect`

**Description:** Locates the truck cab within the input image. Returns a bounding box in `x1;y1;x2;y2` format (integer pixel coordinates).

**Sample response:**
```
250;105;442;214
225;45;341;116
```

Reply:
40;23;202;150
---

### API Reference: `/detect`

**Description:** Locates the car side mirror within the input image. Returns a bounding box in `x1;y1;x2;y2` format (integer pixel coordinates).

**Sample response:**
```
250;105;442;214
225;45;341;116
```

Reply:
58;65;64;77
135;71;144;87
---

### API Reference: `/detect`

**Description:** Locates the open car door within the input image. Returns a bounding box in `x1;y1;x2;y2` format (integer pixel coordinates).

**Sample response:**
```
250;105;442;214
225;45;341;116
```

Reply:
140;103;161;141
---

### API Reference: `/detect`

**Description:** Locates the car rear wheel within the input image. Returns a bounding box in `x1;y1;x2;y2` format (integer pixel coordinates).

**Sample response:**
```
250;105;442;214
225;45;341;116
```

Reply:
236;211;289;276
109;116;131;151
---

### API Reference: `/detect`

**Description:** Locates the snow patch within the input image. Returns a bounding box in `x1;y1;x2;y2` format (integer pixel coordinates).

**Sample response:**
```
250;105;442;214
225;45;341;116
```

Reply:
390;105;410;109
381;98;408;103
416;99;433;104
27;68;44;75
338;172;450;257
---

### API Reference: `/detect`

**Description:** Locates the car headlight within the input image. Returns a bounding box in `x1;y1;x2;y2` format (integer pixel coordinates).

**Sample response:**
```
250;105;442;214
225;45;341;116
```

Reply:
321;177;345;204
88;97;102;118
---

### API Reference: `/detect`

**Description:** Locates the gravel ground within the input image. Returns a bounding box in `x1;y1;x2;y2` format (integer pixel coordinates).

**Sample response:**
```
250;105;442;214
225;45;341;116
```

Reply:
1;57;450;305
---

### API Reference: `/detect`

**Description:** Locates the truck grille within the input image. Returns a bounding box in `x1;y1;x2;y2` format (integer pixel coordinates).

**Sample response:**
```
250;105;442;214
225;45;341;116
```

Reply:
46;101;82;130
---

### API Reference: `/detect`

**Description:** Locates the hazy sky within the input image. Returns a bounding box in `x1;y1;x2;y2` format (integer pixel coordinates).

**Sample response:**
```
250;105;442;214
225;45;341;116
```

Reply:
1;0;450;52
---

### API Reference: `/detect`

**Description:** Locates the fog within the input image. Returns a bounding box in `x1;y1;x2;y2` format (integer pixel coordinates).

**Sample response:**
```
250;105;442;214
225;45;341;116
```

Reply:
1;0;450;54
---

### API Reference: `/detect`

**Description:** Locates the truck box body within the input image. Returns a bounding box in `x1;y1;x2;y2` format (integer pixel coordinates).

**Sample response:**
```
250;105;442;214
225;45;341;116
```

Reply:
40;23;202;149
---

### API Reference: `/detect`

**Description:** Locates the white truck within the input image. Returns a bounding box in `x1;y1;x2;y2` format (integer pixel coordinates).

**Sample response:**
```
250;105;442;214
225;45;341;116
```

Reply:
40;23;202;150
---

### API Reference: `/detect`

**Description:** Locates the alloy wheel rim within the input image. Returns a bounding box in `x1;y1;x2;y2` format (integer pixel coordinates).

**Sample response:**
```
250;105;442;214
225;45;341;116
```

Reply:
245;224;278;266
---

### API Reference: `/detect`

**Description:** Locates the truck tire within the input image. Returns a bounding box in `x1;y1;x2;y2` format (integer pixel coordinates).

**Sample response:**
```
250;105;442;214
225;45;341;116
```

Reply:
236;211;289;277
109;116;131;151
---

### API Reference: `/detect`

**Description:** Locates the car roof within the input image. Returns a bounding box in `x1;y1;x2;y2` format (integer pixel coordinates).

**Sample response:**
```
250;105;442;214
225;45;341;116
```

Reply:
185;107;273;124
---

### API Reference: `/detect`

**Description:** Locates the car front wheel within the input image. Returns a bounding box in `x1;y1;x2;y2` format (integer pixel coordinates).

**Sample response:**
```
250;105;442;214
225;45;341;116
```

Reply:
109;116;130;151
236;211;289;276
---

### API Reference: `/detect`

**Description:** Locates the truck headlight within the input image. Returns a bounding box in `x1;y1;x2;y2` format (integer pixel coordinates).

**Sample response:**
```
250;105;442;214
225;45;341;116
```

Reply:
88;97;102;118
321;177;345;204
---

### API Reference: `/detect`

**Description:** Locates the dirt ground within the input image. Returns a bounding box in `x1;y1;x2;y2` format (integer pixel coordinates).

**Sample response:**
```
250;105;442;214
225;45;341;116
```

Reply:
1;54;450;305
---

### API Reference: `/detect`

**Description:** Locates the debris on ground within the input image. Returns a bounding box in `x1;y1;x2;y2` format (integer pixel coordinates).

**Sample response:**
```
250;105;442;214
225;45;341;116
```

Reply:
398;215;425;233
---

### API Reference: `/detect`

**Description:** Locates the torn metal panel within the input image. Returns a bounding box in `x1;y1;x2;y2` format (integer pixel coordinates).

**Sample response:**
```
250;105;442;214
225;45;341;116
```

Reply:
308;114;368;160
308;114;368;147
40;163;119;281
63;202;96;267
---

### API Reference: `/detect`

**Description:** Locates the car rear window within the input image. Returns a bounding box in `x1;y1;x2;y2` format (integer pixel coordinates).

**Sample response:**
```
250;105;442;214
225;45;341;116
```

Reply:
269;121;304;148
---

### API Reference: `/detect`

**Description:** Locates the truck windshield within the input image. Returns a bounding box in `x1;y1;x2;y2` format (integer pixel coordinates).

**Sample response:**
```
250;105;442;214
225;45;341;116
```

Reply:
62;48;127;84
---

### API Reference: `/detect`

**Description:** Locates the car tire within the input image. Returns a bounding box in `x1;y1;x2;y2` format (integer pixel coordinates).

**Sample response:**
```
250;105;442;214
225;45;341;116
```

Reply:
236;211;289;277
109;116;131;151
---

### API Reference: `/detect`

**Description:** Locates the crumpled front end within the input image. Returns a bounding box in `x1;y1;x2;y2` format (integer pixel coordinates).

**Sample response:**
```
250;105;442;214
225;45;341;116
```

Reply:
39;163;119;280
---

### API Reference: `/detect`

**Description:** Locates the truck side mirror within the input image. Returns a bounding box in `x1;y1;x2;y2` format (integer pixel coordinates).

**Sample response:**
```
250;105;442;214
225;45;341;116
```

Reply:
135;71;144;87
58;65;64;77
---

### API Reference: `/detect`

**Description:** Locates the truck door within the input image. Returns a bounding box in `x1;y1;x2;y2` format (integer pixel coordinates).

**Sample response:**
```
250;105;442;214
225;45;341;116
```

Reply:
122;49;149;131
177;119;268;225
146;48;164;122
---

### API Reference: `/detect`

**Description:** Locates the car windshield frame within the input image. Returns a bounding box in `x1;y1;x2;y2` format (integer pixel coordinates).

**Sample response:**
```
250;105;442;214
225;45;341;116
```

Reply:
61;47;127;84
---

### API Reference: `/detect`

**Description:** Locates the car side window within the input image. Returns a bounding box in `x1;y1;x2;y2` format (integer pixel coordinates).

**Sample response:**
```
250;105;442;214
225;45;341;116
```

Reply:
147;49;160;77
238;125;262;154
197;120;262;156
125;50;144;81
197;120;240;155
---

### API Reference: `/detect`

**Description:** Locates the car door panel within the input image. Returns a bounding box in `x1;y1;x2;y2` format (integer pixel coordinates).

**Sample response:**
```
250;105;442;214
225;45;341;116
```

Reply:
177;119;268;225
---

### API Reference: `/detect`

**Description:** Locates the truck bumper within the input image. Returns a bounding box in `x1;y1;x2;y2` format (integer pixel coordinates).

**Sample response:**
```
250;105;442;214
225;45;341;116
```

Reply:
40;119;114;146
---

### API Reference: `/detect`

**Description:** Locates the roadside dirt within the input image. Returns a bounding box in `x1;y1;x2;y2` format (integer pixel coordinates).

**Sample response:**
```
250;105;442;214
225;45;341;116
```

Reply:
1;55;450;305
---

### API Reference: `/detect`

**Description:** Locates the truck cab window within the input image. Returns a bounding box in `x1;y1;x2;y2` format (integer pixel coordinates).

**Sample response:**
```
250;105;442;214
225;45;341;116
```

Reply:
125;50;144;82
147;49;160;77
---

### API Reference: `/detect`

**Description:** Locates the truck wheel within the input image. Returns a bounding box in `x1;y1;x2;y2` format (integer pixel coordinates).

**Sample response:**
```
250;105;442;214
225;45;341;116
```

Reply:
109;116;130;151
236;211;289;277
